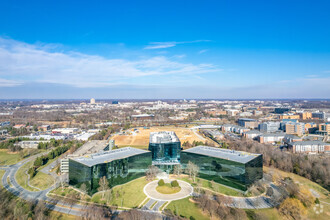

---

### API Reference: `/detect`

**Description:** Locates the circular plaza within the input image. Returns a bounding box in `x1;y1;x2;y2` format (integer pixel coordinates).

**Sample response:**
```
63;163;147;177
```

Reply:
143;179;193;201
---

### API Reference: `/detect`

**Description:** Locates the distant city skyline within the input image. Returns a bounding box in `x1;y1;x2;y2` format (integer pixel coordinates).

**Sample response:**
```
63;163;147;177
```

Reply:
0;0;330;99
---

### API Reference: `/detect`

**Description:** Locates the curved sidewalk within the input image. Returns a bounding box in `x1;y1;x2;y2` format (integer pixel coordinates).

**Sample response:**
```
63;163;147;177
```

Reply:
144;180;193;201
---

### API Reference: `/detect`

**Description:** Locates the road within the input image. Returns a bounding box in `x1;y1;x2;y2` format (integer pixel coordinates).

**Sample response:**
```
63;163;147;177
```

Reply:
1;152;85;217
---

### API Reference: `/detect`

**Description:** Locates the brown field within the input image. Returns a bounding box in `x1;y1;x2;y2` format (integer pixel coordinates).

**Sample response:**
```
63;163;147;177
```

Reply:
112;126;205;148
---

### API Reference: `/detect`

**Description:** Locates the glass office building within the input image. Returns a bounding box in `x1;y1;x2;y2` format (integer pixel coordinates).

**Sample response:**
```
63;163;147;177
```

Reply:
181;146;263;191
69;147;151;195
148;131;181;171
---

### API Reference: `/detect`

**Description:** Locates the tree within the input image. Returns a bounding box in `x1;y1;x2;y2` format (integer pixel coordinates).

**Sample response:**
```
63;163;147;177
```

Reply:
80;183;87;200
98;176;110;199
145;165;160;181
186;161;199;183
173;164;182;176
171;180;179;187
158;179;165;186
279;198;307;220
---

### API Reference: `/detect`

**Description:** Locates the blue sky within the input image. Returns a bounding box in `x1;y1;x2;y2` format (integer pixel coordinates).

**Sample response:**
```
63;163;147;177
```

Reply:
0;0;330;99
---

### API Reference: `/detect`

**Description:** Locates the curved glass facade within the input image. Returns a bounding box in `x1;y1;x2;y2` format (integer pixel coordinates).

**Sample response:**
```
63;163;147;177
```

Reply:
148;141;181;164
69;151;151;195
181;151;263;191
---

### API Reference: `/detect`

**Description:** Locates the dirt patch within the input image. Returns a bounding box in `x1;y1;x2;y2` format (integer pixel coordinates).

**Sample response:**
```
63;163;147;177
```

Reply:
112;126;204;146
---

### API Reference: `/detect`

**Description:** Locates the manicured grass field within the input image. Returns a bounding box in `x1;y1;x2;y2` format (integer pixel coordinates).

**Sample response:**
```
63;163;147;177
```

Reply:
179;176;243;196
0;149;21;165
156;183;181;194
92;177;149;208
15;160;38;191
166;197;209;220
29;171;55;190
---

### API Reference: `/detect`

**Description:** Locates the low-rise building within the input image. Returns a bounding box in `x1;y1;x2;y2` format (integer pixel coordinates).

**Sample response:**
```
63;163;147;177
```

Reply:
238;118;258;129
258;133;286;144
285;122;305;136
283;134;302;145
258;121;280;133
288;141;330;154
318;123;330;136
16;140;50;149
243;130;262;139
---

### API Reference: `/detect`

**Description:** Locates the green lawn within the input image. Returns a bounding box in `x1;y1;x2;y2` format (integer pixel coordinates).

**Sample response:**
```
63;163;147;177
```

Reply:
0;169;5;187
29;171;55;190
166;197;209;220
15;160;38;191
156;184;181;194
92;177;149;208
179;176;243;196
0;150;21;165
246;209;281;220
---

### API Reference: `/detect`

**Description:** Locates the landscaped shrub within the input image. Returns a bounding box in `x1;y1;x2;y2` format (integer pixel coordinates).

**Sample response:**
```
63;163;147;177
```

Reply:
171;180;179;187
158;179;165;186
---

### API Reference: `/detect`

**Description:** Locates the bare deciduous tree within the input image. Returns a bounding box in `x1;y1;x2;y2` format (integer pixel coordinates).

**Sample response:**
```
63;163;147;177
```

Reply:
98;176;110;199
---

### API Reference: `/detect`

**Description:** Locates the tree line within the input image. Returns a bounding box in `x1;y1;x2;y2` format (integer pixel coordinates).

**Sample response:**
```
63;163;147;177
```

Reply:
228;138;330;191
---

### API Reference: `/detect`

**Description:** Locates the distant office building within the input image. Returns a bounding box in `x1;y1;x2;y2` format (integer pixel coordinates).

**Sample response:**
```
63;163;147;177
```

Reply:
149;131;181;170
15;140;50;149
285;122;305;136
299;112;312;120
69;147;151;194
317;123;330;136
90;98;96;104
312;112;325;120
130;114;155;121
258;122;280;133
288;141;330;154
38;125;51;131
238;118;258;129
283;134;302;145
112;101;119;104
0;129;7;135
181;146;263;191
275;108;290;114
0;121;10;127
258;133;286;144
243;130;262;139
280;114;300;120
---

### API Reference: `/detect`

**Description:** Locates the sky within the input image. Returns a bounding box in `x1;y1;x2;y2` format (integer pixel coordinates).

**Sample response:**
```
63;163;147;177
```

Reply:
0;0;330;99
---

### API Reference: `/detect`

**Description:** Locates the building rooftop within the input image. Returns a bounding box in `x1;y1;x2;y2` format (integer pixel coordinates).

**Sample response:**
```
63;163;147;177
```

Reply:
149;131;180;144
182;146;261;164
131;114;154;118
260;132;285;137
71;147;149;167
238;118;256;121
70;140;109;157
289;141;328;146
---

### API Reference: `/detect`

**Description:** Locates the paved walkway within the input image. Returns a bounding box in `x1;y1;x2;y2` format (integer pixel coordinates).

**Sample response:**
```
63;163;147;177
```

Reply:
143;180;193;201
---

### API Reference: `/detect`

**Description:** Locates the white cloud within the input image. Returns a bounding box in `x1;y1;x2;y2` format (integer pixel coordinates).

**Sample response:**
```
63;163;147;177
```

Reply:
0;38;219;88
144;40;210;49
198;49;208;54
0;78;22;87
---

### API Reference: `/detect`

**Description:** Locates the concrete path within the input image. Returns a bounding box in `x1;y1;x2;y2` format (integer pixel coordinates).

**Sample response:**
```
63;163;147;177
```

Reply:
144;180;193;201
142;198;157;210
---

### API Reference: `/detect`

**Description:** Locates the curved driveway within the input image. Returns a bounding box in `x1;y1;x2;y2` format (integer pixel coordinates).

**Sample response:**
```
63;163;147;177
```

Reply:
1;153;85;216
